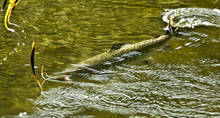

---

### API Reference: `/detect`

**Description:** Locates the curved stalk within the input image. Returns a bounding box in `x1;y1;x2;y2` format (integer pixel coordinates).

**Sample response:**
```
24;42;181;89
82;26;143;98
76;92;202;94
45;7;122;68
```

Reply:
31;42;43;90
4;0;21;32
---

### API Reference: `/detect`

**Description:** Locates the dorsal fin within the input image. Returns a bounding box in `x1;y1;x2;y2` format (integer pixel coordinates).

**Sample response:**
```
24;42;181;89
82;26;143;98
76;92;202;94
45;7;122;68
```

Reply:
110;43;127;52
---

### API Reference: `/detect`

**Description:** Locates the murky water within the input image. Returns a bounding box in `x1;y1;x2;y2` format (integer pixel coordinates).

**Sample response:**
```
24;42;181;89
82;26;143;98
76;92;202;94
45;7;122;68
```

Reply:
0;0;219;117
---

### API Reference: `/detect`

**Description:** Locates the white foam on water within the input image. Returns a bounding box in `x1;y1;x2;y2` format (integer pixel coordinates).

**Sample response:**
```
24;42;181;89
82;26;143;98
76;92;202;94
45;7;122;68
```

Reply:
162;8;220;28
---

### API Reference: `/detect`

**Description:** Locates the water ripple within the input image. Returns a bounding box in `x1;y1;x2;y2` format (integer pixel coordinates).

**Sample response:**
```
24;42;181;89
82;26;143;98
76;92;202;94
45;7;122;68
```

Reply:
162;8;220;28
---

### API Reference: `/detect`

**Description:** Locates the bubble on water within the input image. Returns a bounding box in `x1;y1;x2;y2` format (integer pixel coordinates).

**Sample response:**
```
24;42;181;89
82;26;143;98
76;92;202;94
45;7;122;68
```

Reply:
19;112;27;117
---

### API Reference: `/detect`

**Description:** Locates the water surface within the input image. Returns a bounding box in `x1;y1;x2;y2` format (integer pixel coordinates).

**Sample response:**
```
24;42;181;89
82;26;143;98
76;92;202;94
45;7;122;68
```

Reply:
0;0;219;117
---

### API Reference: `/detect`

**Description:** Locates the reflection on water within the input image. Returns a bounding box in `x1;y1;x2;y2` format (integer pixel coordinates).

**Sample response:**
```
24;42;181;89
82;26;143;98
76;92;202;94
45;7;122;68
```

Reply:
0;0;220;117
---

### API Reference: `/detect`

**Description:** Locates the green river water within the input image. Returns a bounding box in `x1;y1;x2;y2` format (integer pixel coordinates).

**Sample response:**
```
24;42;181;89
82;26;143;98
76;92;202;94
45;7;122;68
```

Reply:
0;0;219;117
